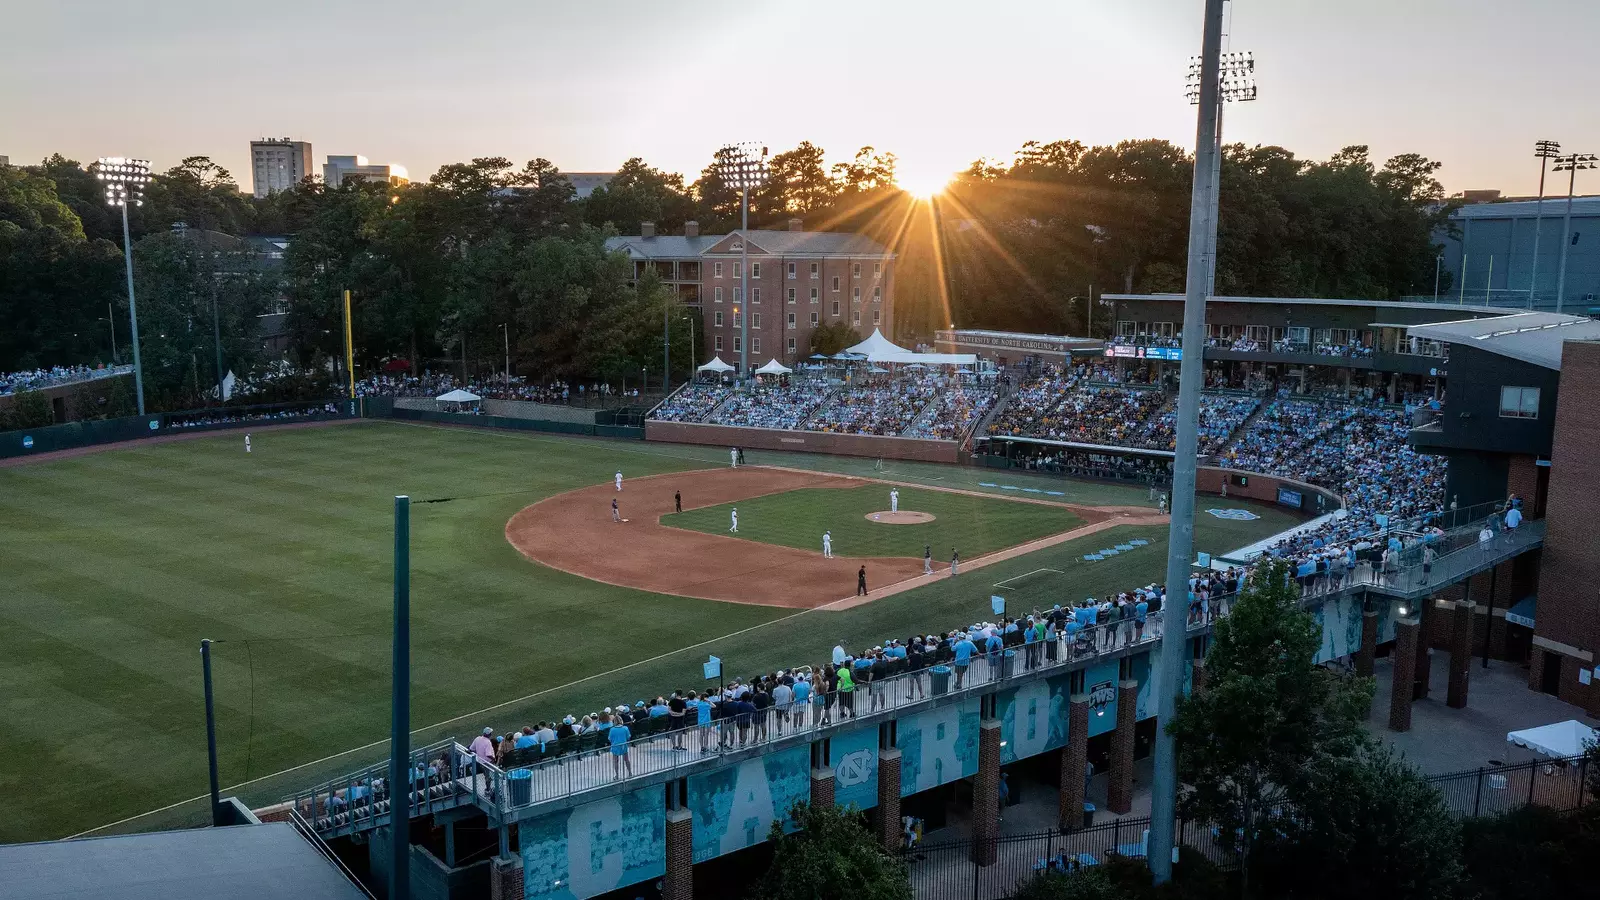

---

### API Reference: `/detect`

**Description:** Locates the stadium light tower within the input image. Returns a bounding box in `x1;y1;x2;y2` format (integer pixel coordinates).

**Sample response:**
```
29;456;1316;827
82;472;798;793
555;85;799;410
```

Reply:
1552;152;1597;314
714;143;767;378
98;157;150;415
1148;0;1225;884
1187;49;1256;296
1528;140;1561;306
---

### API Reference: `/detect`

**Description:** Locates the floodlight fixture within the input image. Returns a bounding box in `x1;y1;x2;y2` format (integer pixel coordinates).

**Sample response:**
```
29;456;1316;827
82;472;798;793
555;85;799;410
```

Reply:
1551;152;1597;312
1186;51;1255;104
97;156;152;415
714;142;768;377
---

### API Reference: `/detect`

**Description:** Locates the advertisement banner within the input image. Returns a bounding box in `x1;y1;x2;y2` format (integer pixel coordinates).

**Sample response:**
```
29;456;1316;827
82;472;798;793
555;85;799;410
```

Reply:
898;697;981;797
688;745;810;862
829;725;880;811
520;785;665;900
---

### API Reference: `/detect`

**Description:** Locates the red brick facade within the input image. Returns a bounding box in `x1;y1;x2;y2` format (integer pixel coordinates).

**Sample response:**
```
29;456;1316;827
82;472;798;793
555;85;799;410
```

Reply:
972;721;1001;865
1532;340;1600;709
664;808;694;900
1447;601;1474;709
810;766;836;810
1107;681;1138;814
1059;694;1089;831
490;855;523;900
1390;618;1420;732
875;748;902;854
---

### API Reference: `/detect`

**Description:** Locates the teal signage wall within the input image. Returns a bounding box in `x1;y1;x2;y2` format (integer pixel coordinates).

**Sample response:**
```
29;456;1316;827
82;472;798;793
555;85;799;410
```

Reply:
688;744;810;863
828;725;880;811
996;673;1070;763
519;785;665;900
1312;593;1394;664
897;697;981;796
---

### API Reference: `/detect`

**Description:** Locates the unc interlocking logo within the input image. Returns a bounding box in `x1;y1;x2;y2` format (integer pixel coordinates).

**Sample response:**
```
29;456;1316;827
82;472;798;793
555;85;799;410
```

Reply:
836;748;873;787
1206;508;1260;521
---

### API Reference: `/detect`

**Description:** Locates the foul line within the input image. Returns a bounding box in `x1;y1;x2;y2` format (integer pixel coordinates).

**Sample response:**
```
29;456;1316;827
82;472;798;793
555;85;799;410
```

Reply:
993;567;1063;588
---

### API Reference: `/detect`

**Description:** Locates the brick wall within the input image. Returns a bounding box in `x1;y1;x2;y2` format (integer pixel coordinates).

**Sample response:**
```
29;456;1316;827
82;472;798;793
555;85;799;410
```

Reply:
646;420;959;463
875;749;902;854
1447;601;1473;709
1107;681;1137;814
810;766;836;809
972;721;1001;865
1390;618;1419;732
1059;695;1089;830
490;855;523;900
664;808;693;900
1532;340;1600;707
1194;468;1342;516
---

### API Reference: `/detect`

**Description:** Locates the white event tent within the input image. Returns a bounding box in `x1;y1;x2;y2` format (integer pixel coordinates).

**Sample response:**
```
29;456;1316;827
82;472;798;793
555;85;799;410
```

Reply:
1506;720;1598;759
754;359;792;375
843;328;978;366
436;389;481;402
696;356;735;373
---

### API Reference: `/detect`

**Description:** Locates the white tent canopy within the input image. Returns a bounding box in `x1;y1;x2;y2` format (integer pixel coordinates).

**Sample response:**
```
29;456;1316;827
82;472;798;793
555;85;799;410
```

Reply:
436;389;481;402
844;328;978;366
844;328;911;358
697;356;735;373
754;359;792;375
1507;720;1597;758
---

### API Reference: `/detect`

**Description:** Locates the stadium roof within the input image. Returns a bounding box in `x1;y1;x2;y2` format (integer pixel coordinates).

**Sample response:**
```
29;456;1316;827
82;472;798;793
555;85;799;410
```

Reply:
1404;312;1600;370
1103;294;1509;315
1450;195;1600;220
0;822;368;900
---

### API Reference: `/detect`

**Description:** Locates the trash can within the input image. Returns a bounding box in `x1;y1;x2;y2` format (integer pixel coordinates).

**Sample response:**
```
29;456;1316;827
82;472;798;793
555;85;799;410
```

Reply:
507;769;532;807
1082;802;1096;829
930;665;952;696
1001;649;1017;678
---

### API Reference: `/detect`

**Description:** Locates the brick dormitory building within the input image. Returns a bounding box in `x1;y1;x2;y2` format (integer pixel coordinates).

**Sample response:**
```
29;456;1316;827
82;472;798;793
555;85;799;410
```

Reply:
605;220;895;366
1407;312;1600;713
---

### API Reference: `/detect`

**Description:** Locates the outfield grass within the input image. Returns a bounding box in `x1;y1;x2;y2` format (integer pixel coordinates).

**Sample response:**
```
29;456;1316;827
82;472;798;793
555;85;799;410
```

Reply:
664;484;1084;559
0;422;1299;841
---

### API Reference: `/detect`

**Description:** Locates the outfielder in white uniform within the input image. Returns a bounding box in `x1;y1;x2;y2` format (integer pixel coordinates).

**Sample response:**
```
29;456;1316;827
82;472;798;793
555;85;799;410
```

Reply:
923;545;933;575
822;531;833;558
615;471;623;491
890;488;899;513
730;508;738;533
244;434;251;453
730;447;738;468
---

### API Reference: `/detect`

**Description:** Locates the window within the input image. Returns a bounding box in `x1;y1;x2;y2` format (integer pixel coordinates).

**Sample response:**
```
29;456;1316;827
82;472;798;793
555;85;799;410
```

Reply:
853;310;861;326
810;287;819;303
1153;322;1175;338
873;309;881;325
733;336;742;352
831;300;840;317
787;337;796;353
786;262;796;279
1116;320;1137;337
852;286;861;302
752;287;761;304
753;313;761;328
751;262;761;279
733;287;743;304
787;312;796;327
810;262;819;279
810;311;820;326
873;286;882;302
753;337;761;353
1500;386;1540;419
787;288;796;304
1245;324;1270;343
831;275;841;292
733;261;742;279
715;335;723;351
873;262;881;278
852;263;862;279
714;286;723;303
714;311;723;327
733;312;743;327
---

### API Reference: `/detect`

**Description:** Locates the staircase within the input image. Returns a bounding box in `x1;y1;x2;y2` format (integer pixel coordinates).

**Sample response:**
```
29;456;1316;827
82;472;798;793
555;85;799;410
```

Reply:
287;739;494;841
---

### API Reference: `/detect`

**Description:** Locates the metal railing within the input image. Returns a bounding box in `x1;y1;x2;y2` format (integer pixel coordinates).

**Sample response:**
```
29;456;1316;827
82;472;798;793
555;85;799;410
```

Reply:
1296;520;1545;602
288;738;490;839
1427;755;1590;818
288;808;379;898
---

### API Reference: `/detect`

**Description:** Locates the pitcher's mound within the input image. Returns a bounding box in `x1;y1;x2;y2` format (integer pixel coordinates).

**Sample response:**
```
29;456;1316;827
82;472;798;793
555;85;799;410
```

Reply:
866;510;935;524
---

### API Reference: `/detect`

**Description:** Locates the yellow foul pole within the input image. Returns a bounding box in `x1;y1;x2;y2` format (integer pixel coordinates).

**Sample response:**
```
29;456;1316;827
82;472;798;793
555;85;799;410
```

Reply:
343;289;356;399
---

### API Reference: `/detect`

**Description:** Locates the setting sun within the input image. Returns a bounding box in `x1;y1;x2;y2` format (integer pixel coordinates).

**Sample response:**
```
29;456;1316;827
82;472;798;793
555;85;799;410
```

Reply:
898;166;954;200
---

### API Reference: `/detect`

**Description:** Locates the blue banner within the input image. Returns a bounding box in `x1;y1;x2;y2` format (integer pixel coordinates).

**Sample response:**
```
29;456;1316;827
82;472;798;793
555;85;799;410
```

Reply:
898;697;981;797
829;725;880;811
688;745;809;862
520;785;665;900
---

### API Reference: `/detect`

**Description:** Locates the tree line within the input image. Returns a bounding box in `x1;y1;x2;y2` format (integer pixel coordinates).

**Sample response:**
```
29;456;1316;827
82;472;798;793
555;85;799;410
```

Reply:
0;138;1453;412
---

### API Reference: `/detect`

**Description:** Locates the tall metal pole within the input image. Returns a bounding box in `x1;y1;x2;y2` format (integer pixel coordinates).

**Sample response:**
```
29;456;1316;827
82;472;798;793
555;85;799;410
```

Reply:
389;495;411;900
108;300;118;363
1459;253;1468;305
664;293;671;393
1555;164;1578;315
1433;256;1442;303
740;183;750;378
1205;100;1224;296
200;638;222;825
502;323;510;393
344;290;356;400
120;203;147;415
1148;0;1224;883
1528;145;1555;306
211;245;225;402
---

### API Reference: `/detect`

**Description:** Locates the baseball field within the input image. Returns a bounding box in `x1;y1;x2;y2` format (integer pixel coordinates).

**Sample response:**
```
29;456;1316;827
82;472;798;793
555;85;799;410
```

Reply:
0;420;1302;842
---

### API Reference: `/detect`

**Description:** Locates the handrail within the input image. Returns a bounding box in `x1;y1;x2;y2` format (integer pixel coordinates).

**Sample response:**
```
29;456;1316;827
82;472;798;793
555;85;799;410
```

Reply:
288;808;379;898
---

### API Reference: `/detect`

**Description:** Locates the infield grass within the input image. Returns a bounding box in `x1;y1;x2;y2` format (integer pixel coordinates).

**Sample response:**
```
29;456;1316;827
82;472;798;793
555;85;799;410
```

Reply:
663;484;1084;559
0;421;1299;841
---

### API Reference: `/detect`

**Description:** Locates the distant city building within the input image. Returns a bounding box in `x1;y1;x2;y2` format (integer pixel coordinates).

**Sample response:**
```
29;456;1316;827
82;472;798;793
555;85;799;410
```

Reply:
565;172;615;199
0;155;10;167
249;138;313;198
322;155;408;189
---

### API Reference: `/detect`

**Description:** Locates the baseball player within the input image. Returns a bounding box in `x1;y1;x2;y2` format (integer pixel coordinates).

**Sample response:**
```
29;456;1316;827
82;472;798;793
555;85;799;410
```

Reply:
822;531;833;558
674;490;682;513
950;548;961;575
244;434;251;453
729;507;738;533
730;447;738;468
923;545;933;575
612;498;620;522
890;488;899;513
615;471;623;491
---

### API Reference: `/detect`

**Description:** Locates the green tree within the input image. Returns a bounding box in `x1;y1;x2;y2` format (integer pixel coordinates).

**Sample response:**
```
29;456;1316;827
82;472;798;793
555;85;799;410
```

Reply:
0;390;55;430
1252;745;1462;900
809;322;862;357
753;801;911;900
1167;558;1373;895
1460;804;1600;900
583;158;693;233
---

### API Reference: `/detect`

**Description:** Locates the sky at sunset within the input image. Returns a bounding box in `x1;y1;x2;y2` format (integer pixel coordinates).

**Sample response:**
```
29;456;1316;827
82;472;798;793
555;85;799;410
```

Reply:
5;0;1599;197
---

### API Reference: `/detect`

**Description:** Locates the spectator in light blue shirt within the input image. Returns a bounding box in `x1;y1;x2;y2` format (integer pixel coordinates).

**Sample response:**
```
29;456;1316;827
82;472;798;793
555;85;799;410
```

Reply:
954;634;977;688
608;716;632;778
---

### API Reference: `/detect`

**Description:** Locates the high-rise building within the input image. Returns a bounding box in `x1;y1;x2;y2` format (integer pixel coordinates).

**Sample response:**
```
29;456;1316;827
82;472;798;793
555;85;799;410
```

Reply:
322;155;408;189
249;138;313;198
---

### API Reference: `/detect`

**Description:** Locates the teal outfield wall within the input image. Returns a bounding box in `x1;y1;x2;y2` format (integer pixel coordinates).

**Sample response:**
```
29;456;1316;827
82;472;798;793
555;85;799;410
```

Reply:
509;590;1387;900
0;399;361;460
378;404;644;441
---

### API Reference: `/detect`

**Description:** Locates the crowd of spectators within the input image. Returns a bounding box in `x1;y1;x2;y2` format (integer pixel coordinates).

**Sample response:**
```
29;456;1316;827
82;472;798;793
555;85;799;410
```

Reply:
1013;449;1171;483
986;365;1079;438
1019;386;1170;448
1;364;129;396
650;385;731;422
802;375;939;436
1215;398;1353;474
165;403;344;429
904;382;997;440
709;382;828;430
354;374;639;405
